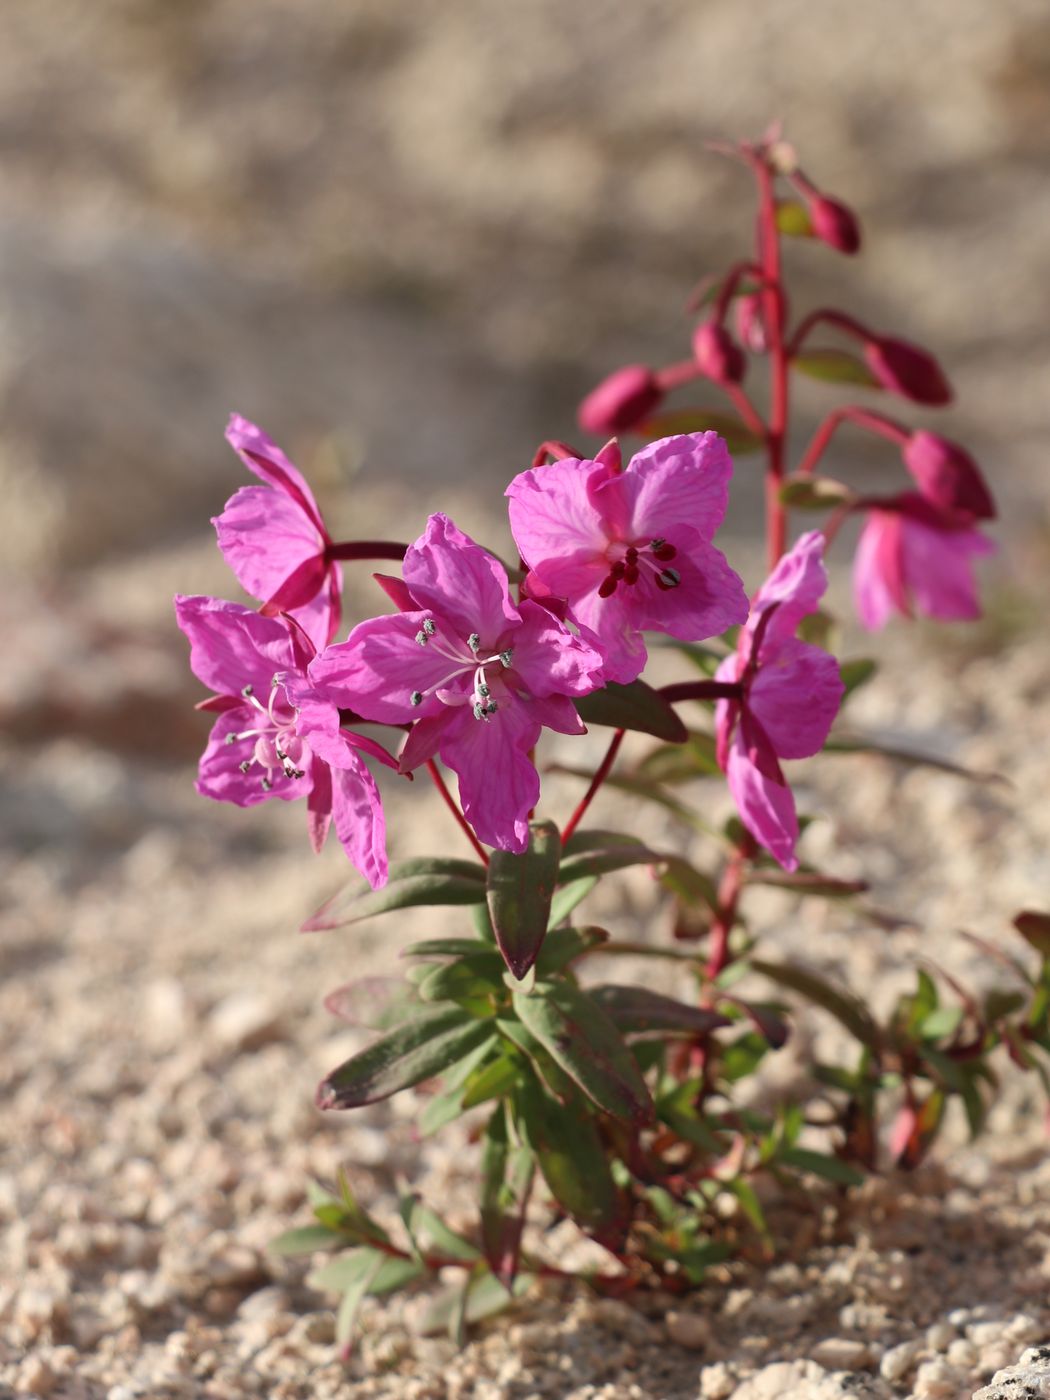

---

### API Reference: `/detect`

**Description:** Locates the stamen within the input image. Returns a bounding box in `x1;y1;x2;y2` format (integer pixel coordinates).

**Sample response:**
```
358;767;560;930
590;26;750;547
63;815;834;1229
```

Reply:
468;632;480;653
598;573;619;599
261;777;272;792
623;564;639;585
423;618;436;635
239;760;251;773
225;732;238;745
415;630;428;646
651;539;677;562
656;567;682;590
241;684;254;697
499;650;513;668
478;684;490;697
410;691;423;706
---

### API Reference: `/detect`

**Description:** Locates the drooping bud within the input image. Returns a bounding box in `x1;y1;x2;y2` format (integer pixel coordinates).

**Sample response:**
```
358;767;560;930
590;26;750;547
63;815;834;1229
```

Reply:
902;430;995;520
692;320;746;385
808;194;862;255
864;336;953;406
734;292;769;353
577;364;663;435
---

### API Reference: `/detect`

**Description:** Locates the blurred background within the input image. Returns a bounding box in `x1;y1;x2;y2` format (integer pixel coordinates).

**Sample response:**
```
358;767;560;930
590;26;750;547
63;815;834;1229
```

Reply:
3;2;1050;1388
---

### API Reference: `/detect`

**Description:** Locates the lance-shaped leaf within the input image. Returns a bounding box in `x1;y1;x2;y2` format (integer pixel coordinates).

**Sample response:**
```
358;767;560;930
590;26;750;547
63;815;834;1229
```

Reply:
640;409;764;455
323;977;420;1031
751;958;878;1048
513;1080;627;1248
547;875;598;929
480;1106;535;1286
534;925;609;978
793;348;882;387
744;869;869;899
303;857;487;931
486;821;561;979
419;1269;534;1337
839;657;877;700
511;982;654;1125
634;731;722;783
558;831;663;884
589;984;730;1039
417;953;505;1006
825;732;1006;785
316;1006;495;1110
1015;911;1050;959
574;679;688;742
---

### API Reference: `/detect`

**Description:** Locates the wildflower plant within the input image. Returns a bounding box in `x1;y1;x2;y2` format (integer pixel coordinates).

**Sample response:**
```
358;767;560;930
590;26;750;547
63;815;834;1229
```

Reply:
177;126;1047;1351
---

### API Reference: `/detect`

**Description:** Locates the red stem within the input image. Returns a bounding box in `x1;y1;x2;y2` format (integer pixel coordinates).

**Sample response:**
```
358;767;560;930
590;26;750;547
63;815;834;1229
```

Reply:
659;680;743;705
326;540;409;562
425;759;488;865
786;307;872;359
797;406;910;477
753;156;788;569
561;727;626;847
705;833;756;981
725;383;767;439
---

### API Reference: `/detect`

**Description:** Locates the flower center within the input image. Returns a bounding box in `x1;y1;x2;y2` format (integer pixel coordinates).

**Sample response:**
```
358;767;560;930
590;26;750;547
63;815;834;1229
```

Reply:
598;538;679;599
224;677;309;790
411;618;513;721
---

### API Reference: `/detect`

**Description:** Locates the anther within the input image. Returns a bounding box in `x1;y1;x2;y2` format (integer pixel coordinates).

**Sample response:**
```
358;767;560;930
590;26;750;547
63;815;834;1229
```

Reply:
414;630;428;646
478;684;490;698
239;760;251;773
468;632;480;653
656;567;682;590
410;691;423;706
422;618;436;636
473;702;485;720
225;732;238;746
241;684;254;697
623;564;640;585
598;573;618;599
261;777;273;791
651;539;677;562
499;650;513;668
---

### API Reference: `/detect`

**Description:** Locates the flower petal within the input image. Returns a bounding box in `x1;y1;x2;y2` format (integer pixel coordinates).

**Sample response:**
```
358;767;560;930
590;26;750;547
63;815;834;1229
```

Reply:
852;512;905;630
174;595;295;699
331;751;388;889
506;457;610;569
901;516;995;622
630;535;749;645
620;432;734;543
726;731;800;871
309;610;466;724
509;600;604;699
225;414;326;533
213;483;325;601
748;638;844;760
197;708;301;806
403;514;519;643
749;530;829;648
440;704;541;854
306;754;333;853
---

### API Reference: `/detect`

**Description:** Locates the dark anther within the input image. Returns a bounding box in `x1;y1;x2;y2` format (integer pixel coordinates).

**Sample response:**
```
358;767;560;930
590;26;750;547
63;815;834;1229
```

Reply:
656;567;682;590
598;572;619;599
652;540;677;562
410;690;423;706
241;684;254;697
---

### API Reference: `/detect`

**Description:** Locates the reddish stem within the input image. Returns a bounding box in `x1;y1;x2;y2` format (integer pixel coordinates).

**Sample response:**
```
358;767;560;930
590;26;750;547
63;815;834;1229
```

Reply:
725;383;767;439
797;406;910;477
655;359;705;393
561;728;626;847
425;759;488;865
705;832;756;981
531;439;580;467
753;155;788;569
326;540;409;562
659;680;743;705
786;307;871;359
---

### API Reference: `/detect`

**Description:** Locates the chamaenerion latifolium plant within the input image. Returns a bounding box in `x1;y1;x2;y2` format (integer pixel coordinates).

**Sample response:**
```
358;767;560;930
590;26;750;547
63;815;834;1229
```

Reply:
176;125;1049;1352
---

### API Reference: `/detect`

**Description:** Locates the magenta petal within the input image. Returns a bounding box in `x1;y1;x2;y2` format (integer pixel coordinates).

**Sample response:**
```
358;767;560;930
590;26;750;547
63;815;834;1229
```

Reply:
749;530;829;648
197;708;300;807
506;457;609;571
175;595;295;699
528;693;587;735
510;601;604;698
309;611;463;724
403;514;519;642
900;516;995;622
440;706;542;854
306;755;333;853
748;639;844;760
726;733;800;871
225;414;325;532
631;535;749;645
398;716;447;773
569;586;649;685
621;433;734;543
852;513;902;630
214;483;324;596
287;682;354;770
331;752;388;889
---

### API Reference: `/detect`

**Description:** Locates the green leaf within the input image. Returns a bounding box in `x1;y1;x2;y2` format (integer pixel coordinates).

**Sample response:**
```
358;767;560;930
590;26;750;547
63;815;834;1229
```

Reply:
825;732;1004;785
839;658;877;701
398;1196;481;1263
308;1250;386;1353
1015;911;1050;958
417;953;505;1007
547;876;599;929
744;869;868;899
778;475;853;509
308;1247;424;1296
751;958;879;1048
460;1051;523;1109
919;1005;963;1042
534;925;609;977
635;731;722;783
269;1224;338;1257
486;821;562;979
417;1035;500;1135
303;857;487;931
513;1081;626;1246
558;834;667;884
792;348;882;387
775;198;814;237
659;856;720;913
419;1270;534;1336
720;1030;771;1082
317;1006;495;1110
403;938;497;959
639;409;764;455
777;1147;865;1188
574;679;688;742
589;984;730;1038
323;977;420;1031
511;982;654;1125
481;1106;535;1285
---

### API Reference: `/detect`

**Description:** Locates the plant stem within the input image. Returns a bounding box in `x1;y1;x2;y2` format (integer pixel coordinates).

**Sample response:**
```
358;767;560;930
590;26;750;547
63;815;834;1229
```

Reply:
754;156;788;570
797;406;909;477
561;727;626;846
325;540;409;561
425;759;488;865
705;832;756;981
659;680;743;705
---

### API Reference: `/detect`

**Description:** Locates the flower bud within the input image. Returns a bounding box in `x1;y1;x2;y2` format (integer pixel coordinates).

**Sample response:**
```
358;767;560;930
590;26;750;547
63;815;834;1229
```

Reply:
692;320;746;385
578;365;663;435
902;430;995;520
735;292;769;353
808;194;862;254
864;336;953;405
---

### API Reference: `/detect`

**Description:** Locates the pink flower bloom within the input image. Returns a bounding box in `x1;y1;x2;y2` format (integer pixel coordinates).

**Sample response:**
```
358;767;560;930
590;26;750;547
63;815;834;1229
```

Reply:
506;432;749;685
852;494;995;631
174;595;392;887
578;365;663;436
715;532;844;871
214;415;342;650
308;514;604;854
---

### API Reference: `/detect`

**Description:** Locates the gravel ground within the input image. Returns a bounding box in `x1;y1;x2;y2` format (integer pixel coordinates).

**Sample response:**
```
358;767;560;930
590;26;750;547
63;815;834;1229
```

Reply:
3;525;1050;1399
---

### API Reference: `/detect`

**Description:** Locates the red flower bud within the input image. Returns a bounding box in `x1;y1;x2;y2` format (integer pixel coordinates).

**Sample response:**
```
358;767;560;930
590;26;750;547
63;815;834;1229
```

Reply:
578;365;663;435
692;320;746;385
864;336;953;406
902;430;995;520
734;292;769;353
808;195;862;254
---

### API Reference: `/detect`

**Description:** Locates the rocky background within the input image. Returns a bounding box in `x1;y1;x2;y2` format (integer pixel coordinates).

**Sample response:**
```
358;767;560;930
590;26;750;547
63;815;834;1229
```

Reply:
3;2;1050;1397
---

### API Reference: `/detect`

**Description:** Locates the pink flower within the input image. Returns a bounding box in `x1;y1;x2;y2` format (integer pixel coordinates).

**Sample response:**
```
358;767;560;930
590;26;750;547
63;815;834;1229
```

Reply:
174;595;392;887
578;365;664;436
214;415;342;650
852;494;995;630
715;533;844;871
506;432;749;685
308;514;604;854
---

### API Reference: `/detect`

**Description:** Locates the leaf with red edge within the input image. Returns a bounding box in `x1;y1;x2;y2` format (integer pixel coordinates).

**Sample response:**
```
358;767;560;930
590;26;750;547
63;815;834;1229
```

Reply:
486;821;561;979
480;1106;535;1287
